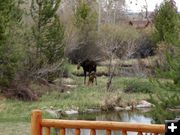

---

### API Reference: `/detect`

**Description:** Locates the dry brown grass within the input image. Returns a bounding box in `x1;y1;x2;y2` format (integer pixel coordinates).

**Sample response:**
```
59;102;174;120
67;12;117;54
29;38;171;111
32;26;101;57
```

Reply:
0;122;30;135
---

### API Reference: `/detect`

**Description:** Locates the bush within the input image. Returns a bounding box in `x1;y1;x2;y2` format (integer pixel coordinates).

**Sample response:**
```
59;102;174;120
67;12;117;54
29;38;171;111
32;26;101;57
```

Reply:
131;35;156;58
98;24;140;59
124;80;154;93
67;1;100;64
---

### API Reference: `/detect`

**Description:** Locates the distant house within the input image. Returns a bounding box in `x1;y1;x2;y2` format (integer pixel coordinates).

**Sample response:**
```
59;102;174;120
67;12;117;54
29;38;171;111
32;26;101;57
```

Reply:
127;11;154;29
129;20;151;29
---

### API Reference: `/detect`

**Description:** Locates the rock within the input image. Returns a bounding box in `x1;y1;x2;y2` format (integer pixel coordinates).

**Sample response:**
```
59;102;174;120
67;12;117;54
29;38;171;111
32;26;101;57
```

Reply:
56;109;63;113
84;108;101;113
53;78;75;85
64;84;77;89
61;84;77;91
136;108;152;112
136;100;152;108
67;91;71;94
45;109;59;118
125;106;131;111
114;107;124;111
62;78;75;84
45;108;64;118
53;78;61;85
50;106;54;109
168;108;180;112
174;106;180;109
65;109;78;115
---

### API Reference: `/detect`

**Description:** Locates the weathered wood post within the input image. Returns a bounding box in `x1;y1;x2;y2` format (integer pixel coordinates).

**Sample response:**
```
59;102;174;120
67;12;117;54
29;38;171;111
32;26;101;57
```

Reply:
31;110;42;135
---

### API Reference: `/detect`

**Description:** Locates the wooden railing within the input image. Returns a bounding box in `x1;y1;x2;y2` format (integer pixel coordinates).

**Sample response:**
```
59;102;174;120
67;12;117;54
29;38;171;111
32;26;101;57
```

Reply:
31;110;165;135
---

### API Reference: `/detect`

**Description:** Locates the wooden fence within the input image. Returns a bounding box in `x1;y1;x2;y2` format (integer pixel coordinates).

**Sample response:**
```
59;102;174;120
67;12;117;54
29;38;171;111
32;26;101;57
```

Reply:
31;110;165;135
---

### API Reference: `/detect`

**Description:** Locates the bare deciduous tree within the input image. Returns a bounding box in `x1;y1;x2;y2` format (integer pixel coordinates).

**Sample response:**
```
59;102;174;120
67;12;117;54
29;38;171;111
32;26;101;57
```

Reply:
98;24;140;91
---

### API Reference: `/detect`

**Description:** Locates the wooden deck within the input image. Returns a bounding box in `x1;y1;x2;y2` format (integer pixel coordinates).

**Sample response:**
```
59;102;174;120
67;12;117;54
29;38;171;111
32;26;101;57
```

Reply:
31;110;165;135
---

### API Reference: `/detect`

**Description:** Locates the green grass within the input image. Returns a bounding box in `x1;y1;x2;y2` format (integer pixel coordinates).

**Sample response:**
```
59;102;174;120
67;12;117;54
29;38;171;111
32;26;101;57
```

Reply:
0;76;155;122
0;74;175;135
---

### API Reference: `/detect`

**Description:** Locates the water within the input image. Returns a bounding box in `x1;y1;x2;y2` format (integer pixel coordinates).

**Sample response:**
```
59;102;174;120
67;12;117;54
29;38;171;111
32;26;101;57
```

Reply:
59;110;154;135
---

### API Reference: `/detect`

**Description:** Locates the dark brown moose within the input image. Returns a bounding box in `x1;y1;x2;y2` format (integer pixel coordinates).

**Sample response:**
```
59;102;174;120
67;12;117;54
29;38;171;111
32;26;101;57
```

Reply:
77;59;97;85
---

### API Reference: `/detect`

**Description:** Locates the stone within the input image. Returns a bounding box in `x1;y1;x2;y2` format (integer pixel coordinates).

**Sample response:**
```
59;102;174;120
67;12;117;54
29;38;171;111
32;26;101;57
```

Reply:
45;108;64;118
136;100;152;108
67;91;71;94
45;109;59;118
84;108;101;113
53;78;75;85
62;78;75;84
64;85;77;89
125;106;131;111
65;109;78;115
114;107;124;111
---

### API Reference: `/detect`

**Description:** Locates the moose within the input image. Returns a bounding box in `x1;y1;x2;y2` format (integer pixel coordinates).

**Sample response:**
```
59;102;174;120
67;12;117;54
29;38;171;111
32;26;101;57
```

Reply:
77;59;97;85
88;71;97;86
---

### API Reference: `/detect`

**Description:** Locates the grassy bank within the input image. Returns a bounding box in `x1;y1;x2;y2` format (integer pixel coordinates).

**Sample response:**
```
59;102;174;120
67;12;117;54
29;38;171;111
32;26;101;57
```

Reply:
0;76;154;123
0;74;176;135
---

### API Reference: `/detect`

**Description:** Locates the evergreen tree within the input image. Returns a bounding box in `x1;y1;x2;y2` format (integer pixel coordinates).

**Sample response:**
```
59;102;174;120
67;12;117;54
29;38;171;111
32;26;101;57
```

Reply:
0;0;22;86
72;0;98;61
150;0;180;123
30;0;64;66
153;0;179;45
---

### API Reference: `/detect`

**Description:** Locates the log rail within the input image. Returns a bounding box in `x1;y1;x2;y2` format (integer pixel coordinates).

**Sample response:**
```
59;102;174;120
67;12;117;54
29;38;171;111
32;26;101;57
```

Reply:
31;110;165;135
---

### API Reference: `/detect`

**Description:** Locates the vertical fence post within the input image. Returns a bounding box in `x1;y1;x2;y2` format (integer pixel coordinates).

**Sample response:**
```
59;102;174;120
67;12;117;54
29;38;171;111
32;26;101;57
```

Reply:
31;110;42;135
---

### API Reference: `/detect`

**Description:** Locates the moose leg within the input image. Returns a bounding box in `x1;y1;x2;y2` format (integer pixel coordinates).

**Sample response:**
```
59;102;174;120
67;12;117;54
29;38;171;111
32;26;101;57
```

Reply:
88;77;90;86
95;73;97;85
84;71;86;85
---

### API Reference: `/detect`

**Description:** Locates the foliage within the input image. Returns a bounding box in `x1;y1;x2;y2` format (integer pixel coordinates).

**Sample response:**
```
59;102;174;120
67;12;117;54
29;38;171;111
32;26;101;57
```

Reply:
30;0;65;66
150;0;180;123
0;0;23;86
153;0;179;45
124;79;154;93
153;0;180;92
149;93;180;123
61;59;73;78
22;0;66;83
98;24;140;59
75;2;91;26
98;24;140;90
132;34;156;58
68;1;99;63
0;0;65;100
41;16;65;64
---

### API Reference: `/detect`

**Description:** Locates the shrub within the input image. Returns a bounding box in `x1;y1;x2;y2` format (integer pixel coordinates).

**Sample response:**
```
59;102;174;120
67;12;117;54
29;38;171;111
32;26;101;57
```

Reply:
67;1;99;63
98;24;140;59
131;35;156;58
124;80;154;93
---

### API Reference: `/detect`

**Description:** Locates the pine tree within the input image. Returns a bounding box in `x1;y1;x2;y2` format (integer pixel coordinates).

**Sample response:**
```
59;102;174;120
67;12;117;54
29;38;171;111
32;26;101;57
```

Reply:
0;0;22;86
150;0;180;123
153;0;179;45
73;0;98;61
30;0;64;66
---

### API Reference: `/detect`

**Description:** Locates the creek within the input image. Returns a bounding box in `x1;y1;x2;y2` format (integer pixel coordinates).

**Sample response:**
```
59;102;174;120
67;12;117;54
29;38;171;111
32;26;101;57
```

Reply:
58;109;155;135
